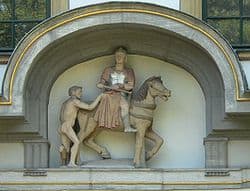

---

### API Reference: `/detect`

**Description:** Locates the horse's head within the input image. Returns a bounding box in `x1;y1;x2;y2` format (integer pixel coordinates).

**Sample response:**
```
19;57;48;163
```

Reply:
147;76;171;101
132;76;171;102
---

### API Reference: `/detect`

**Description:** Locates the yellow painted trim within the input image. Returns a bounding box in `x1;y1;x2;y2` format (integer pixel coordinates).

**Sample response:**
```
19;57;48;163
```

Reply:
0;8;246;105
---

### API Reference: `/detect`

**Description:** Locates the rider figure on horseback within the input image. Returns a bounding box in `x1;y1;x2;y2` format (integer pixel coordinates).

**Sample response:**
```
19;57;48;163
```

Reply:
94;47;137;132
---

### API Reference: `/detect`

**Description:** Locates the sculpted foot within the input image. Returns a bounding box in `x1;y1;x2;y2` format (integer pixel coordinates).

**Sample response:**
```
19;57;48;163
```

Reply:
101;151;111;159
146;151;153;161
67;162;78;167
133;162;146;168
123;114;137;133
124;127;137;133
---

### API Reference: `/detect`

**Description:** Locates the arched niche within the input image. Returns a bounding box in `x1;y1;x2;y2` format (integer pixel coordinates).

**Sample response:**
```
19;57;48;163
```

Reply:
48;55;205;168
24;23;222;137
0;2;246;168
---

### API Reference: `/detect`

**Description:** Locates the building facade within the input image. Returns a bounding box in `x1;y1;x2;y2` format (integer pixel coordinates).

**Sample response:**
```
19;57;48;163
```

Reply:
1;0;250;190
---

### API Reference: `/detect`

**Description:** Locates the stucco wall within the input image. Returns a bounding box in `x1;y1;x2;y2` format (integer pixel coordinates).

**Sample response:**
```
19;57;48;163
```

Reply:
0;57;250;169
0;143;24;169
228;141;250;168
0;140;250;169
48;55;206;168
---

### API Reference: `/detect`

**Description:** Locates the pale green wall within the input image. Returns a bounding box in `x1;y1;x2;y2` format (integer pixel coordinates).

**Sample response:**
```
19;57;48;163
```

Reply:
0;143;24;169
49;55;206;168
228;141;250;168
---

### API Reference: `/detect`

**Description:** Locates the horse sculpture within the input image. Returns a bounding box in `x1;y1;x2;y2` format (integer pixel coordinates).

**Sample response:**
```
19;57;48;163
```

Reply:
77;76;171;167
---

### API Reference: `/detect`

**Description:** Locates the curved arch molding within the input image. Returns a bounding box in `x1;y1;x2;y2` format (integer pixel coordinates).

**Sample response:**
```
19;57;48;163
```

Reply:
0;2;248;116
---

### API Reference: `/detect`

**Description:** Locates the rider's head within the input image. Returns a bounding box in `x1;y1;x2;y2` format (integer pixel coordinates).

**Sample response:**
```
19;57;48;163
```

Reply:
115;47;127;70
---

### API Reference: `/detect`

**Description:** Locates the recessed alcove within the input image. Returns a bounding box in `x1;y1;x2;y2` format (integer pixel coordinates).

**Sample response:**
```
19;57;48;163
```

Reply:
1;2;250;190
48;55;206;168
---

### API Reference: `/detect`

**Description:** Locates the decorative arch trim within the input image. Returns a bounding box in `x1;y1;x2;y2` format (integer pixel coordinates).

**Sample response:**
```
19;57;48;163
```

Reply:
0;2;246;114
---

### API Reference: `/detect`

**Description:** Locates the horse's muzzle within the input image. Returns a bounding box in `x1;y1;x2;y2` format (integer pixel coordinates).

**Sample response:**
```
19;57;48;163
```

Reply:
161;89;171;101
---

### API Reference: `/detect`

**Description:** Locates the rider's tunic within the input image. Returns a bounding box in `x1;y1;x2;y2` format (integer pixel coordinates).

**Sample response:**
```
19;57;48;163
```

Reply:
94;66;135;128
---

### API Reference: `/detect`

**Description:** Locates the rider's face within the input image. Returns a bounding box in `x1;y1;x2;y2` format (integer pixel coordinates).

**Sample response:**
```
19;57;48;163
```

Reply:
115;52;127;66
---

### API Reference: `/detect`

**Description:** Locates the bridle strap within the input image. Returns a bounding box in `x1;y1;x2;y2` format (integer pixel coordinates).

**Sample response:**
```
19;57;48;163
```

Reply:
150;86;167;96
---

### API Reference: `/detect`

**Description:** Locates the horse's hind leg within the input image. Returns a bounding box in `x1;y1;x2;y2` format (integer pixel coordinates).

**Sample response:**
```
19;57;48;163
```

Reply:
84;130;111;159
145;128;164;161
134;126;147;168
78;117;97;143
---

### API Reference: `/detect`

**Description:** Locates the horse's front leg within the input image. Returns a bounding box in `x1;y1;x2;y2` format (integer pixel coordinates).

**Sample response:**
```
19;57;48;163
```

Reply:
145;127;164;161
133;119;151;168
84;130;111;159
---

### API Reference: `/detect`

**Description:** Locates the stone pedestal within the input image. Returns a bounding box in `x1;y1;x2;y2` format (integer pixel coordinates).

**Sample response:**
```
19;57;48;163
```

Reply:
24;139;50;168
0;168;246;190
204;137;228;168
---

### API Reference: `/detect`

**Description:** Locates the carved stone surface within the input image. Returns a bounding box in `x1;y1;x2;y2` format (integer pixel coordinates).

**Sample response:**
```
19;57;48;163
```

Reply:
95;47;136;132
0;1;249;178
0;168;248;190
78;76;170;168
205;170;230;177
0;2;249;148
23;139;49;168
59;86;102;167
23;169;47;176
204;137;229;168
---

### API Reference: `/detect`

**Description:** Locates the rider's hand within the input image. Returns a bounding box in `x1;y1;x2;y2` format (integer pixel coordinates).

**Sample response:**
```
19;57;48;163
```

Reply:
111;84;120;90
118;83;124;89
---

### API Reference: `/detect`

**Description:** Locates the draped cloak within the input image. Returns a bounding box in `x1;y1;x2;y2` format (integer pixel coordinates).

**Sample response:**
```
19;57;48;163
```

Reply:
94;66;135;128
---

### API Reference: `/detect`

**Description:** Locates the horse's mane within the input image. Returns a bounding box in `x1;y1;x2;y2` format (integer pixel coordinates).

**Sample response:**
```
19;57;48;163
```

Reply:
132;76;162;102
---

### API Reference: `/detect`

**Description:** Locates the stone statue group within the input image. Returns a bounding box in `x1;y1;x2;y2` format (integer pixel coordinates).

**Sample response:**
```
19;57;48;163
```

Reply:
58;47;171;168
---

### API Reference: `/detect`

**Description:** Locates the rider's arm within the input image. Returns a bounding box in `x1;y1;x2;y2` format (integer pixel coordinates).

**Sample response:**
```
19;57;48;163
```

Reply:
124;81;134;91
97;67;110;89
124;68;135;91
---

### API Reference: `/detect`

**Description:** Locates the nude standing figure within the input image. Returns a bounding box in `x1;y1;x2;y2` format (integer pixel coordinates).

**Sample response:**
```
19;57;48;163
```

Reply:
59;86;102;167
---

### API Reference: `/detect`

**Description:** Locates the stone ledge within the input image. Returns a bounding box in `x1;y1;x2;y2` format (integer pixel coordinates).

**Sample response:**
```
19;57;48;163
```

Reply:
23;169;47;176
0;168;248;190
